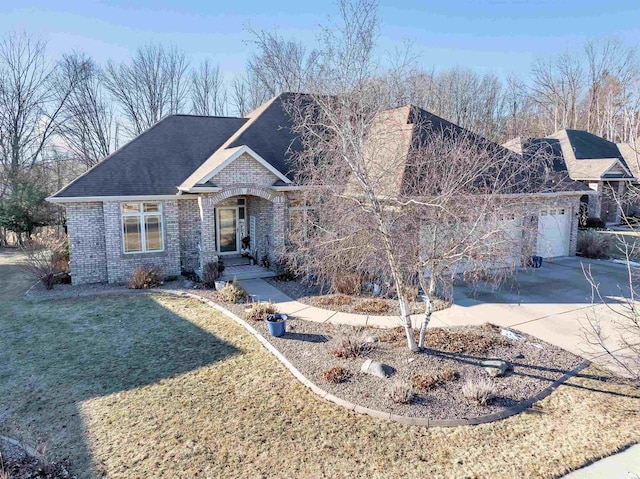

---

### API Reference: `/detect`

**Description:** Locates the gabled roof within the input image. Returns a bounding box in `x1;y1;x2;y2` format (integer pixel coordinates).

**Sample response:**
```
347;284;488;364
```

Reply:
51;115;247;198
180;93;298;189
52;93;302;199
400;109;588;196
506;129;634;182
52;92;590;201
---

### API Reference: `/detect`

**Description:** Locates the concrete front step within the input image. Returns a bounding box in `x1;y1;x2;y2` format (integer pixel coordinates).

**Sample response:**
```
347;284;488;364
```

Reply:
219;268;277;281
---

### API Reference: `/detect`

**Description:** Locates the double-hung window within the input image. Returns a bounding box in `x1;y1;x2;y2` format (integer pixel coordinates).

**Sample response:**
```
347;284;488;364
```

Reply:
121;202;164;253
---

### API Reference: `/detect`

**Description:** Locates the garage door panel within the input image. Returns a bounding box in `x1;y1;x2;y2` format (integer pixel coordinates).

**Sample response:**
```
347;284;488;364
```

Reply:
537;207;570;258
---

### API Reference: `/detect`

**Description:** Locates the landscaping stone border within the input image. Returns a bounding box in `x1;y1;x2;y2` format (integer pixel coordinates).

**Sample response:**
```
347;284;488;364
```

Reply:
177;290;591;427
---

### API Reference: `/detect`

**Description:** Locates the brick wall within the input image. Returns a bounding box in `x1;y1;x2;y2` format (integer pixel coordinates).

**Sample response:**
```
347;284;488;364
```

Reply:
178;198;201;272
66;202;107;284
209;153;279;187
103;200;181;283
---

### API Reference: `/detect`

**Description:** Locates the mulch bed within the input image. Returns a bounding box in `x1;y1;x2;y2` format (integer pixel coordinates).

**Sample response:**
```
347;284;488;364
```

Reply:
265;277;450;316
219;297;583;420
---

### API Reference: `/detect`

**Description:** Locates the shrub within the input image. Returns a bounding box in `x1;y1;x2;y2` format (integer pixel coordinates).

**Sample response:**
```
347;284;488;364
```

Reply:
202;260;220;288
331;334;375;359
20;232;70;289
577;230;610;259
215;279;248;303
332;272;362;295
245;302;277;321
314;294;353;306
387;382;415;404
462;377;497;405
322;366;352;383
410;374;439;391
438;368;460;382
128;265;163;289
353;298;389;313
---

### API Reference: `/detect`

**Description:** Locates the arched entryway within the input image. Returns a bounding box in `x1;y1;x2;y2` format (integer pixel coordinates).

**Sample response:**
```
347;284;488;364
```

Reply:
197;185;286;278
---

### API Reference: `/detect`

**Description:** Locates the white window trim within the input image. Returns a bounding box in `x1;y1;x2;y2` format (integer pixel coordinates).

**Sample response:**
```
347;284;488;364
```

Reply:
121;202;165;254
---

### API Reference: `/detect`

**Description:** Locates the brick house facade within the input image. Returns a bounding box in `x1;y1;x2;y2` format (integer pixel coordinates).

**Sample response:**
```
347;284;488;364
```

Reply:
49;93;589;285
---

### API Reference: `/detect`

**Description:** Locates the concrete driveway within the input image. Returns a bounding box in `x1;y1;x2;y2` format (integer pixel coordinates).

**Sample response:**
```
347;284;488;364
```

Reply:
433;257;638;375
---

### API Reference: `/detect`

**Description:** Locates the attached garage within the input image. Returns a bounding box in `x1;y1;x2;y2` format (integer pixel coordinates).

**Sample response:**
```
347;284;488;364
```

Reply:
537;207;571;258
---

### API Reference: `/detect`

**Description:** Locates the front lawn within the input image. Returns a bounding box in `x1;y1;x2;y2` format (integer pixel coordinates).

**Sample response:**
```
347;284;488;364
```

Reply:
1;297;638;479
1;251;639;478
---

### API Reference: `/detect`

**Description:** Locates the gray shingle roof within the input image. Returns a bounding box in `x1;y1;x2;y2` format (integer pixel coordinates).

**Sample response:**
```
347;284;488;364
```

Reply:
508;130;635;182
52;115;247;198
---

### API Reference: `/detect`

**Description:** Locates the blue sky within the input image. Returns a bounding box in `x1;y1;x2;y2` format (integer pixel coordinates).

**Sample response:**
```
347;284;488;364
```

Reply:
1;0;639;79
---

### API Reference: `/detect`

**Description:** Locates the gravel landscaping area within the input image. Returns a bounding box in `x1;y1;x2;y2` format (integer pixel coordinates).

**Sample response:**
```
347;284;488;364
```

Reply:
201;289;585;421
265;277;450;315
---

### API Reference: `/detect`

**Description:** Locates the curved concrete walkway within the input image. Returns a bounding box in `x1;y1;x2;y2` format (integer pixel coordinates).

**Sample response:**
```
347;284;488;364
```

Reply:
238;278;429;329
238;257;637;377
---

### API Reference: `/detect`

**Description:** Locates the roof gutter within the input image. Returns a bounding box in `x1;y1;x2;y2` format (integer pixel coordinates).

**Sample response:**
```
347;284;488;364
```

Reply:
47;194;181;204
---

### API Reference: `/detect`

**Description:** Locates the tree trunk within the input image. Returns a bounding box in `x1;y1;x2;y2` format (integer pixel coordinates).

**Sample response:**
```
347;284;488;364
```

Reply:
399;295;418;352
418;296;434;349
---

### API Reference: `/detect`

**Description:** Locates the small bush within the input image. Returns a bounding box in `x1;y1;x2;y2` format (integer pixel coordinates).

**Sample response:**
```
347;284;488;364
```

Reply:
245;302;277;321
322;366;352;383
387;382;415;404
20;232;69;289
353;298;389;313
215;279;247;303
314;294;353;306
332;272;362;295
577;230;610;259
331;334;375;359
410;374;439;391
128;265;164;289
202;260;220;288
462;377;497;405
438;368;460;382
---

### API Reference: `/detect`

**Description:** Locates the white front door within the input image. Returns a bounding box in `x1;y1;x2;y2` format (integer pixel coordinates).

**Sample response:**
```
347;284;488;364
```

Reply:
537;207;571;258
217;207;240;255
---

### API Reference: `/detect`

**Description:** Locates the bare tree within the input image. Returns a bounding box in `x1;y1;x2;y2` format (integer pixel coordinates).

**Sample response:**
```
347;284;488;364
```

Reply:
57;52;118;168
530;52;584;133
191;59;227;116
581;209;640;380
246;28;321;96
104;43;190;136
0;32;78;182
230;72;270;116
285;0;552;350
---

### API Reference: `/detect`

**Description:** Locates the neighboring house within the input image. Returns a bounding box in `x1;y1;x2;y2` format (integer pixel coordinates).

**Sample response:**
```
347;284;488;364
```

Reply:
49;93;589;285
504;130;638;224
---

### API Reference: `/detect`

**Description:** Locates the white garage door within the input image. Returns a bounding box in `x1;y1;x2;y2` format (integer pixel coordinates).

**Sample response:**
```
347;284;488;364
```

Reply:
537;207;571;258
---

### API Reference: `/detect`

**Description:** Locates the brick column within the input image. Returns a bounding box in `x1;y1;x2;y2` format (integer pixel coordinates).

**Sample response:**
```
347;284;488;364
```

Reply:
198;195;218;274
271;199;286;263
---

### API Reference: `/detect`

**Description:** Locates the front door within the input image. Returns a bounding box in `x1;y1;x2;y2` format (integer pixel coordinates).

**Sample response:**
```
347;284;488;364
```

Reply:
217;207;239;254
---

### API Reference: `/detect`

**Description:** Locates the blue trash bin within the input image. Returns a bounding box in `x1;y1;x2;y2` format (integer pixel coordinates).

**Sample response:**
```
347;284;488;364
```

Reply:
265;314;288;337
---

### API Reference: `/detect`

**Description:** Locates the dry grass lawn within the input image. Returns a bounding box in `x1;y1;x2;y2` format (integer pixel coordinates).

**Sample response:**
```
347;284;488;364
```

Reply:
0;249;639;478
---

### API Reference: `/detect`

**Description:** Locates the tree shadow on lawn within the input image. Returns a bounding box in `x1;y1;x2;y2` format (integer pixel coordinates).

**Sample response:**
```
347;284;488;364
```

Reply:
423;349;640;400
0;293;240;478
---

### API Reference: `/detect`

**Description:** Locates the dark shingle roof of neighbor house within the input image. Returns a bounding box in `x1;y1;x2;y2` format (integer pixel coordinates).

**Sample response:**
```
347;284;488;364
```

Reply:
52;115;248;197
509;130;635;181
564;129;625;160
